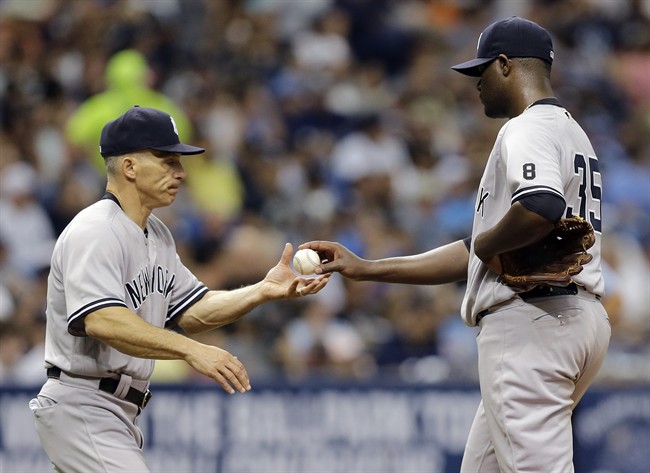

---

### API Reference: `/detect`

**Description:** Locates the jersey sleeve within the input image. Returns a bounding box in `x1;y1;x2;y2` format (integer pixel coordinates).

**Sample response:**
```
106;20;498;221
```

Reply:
62;224;128;336
503;120;566;206
164;253;209;328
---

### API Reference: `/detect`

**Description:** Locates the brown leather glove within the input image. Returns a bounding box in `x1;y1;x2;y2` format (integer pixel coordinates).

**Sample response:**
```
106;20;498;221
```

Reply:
496;215;596;290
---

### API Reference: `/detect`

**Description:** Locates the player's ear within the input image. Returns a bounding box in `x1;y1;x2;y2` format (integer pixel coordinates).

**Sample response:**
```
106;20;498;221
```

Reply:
121;155;137;180
497;54;512;76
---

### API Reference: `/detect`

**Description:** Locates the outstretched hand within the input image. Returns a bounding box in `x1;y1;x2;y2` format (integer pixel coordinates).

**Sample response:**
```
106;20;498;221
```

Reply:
263;243;330;299
299;241;367;280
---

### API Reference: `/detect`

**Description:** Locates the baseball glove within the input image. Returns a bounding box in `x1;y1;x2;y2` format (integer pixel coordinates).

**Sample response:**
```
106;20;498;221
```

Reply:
497;215;596;290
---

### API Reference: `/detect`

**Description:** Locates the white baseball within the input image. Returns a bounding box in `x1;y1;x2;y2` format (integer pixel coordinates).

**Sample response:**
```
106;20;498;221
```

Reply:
293;249;321;275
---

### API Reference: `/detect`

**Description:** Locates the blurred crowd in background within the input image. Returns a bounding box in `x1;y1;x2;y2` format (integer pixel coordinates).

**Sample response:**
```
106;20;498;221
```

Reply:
0;0;648;388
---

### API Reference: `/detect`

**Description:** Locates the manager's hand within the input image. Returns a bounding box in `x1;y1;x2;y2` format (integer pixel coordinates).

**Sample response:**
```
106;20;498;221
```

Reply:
262;243;330;299
185;344;250;394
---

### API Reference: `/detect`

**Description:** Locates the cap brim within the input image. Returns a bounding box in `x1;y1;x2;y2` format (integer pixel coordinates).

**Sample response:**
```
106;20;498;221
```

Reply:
151;143;205;155
451;57;495;77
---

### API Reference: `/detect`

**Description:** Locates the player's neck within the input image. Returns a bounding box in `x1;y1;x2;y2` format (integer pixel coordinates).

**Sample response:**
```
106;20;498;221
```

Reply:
511;74;554;117
105;185;151;230
512;89;555;117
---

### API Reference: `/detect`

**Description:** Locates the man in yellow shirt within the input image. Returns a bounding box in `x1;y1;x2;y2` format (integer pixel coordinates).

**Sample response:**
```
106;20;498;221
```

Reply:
66;49;191;172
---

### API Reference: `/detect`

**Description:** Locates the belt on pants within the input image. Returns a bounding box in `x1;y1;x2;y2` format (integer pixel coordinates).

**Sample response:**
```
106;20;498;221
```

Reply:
46;366;152;409
476;283;582;324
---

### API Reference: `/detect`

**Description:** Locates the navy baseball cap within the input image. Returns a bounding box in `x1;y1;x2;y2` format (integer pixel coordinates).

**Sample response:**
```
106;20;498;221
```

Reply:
452;16;554;77
99;106;204;158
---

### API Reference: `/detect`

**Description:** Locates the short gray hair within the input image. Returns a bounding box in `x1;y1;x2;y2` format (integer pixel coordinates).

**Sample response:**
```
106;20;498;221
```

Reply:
105;151;151;176
104;155;120;176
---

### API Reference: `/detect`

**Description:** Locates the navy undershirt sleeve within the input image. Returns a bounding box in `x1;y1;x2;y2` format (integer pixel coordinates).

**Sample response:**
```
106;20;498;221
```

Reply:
518;193;565;223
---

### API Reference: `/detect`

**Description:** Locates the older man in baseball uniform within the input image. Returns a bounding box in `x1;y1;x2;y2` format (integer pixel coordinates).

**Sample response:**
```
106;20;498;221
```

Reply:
30;106;329;472
303;17;610;472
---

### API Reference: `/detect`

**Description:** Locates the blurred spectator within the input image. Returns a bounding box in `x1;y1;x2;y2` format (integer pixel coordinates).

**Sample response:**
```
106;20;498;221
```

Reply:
6;269;48;386
373;285;444;371
276;298;368;380
329;113;412;211
0;161;56;277
0;284;14;323
65;49;192;172
0;322;28;383
291;8;351;82
601;233;650;348
0;240;28;319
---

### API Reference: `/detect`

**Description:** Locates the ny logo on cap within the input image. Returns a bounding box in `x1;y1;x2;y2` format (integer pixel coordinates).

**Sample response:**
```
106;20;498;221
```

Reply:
170;116;179;136
476;32;483;51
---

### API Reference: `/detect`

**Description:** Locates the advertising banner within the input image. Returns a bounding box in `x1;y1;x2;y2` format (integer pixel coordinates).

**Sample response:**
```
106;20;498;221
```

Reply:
1;384;648;472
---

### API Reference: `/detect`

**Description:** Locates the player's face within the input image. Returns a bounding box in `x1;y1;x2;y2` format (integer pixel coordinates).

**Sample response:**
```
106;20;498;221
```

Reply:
133;150;186;208
476;57;510;119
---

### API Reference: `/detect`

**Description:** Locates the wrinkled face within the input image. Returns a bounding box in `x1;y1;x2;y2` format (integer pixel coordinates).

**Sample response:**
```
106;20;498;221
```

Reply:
476;56;510;119
130;150;186;208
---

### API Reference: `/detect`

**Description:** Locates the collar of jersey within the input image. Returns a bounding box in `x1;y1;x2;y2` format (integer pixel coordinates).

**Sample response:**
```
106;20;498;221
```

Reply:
525;97;563;110
102;192;122;209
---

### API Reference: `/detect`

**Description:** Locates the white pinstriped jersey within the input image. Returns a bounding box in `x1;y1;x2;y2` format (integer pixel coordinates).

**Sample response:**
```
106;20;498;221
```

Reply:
44;197;208;380
462;101;604;325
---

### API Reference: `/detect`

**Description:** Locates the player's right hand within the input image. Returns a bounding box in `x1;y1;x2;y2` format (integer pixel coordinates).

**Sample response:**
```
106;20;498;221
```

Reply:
186;345;251;394
299;241;368;281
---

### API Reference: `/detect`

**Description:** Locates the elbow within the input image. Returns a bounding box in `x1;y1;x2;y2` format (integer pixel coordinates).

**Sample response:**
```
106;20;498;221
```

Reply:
84;311;108;339
176;316;199;334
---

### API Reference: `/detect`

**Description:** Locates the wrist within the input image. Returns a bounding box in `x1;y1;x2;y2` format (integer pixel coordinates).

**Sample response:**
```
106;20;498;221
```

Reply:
254;279;279;302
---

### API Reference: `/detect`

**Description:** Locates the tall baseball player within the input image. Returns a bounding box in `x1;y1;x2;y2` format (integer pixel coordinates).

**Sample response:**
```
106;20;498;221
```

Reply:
302;17;610;472
29;106;329;473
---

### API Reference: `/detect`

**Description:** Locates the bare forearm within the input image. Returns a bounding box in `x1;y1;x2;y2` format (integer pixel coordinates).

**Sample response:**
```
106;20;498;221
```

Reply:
179;282;267;334
85;306;251;394
359;240;469;285
85;307;197;360
474;203;554;261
